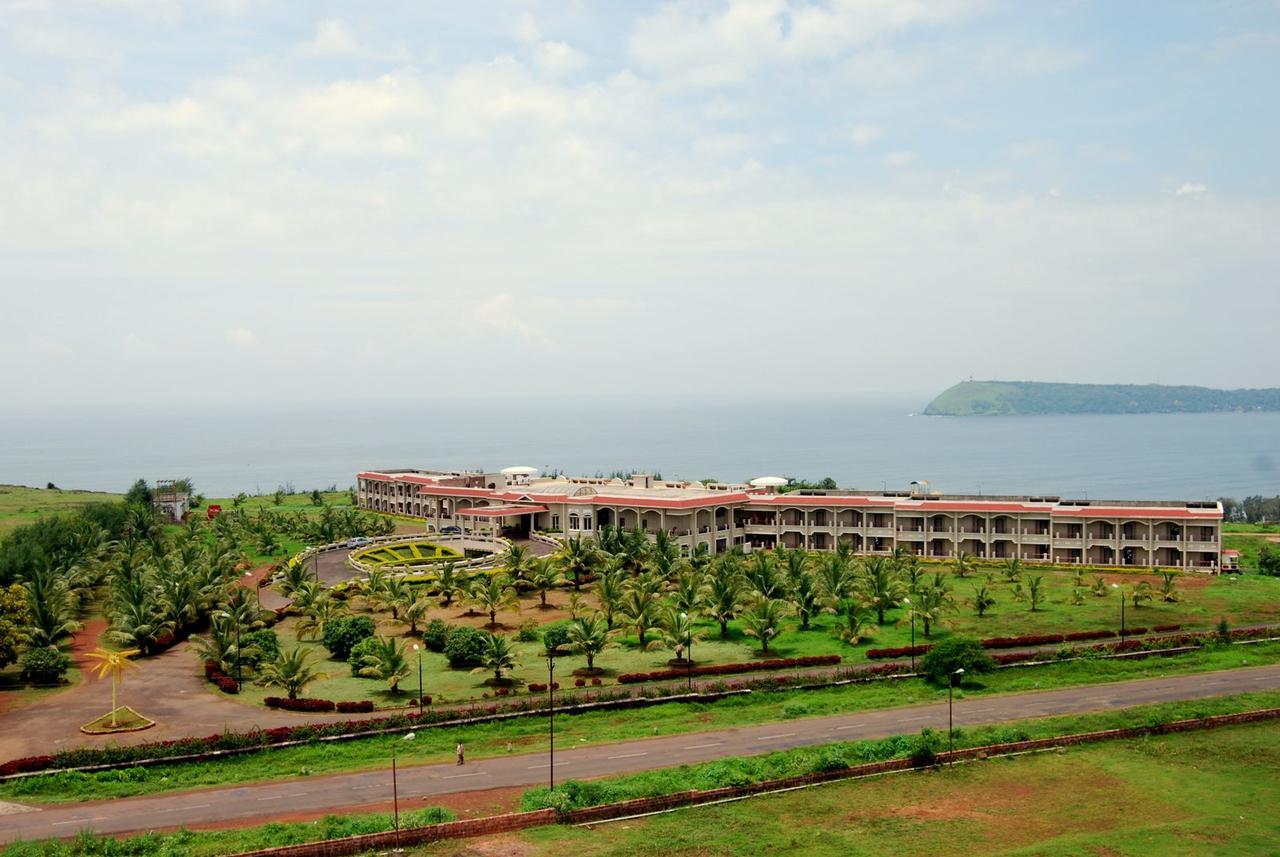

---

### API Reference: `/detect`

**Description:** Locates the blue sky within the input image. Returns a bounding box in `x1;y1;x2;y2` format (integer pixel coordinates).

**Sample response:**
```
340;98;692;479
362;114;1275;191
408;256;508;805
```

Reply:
1;0;1277;404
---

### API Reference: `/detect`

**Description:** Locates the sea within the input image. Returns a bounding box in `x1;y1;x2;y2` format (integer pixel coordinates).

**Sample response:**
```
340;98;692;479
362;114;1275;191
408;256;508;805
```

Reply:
1;396;1277;501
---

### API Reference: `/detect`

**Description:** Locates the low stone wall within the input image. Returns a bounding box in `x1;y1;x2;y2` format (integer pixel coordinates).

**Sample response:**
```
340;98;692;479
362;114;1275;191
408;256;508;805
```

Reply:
231;707;1280;857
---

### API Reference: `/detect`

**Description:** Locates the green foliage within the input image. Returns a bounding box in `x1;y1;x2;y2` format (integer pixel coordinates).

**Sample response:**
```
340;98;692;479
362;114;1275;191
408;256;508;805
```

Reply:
919;636;994;685
443;625;487;667
240;629;278;670
541;621;571;655
909;727;944;766
20;646;71;684
1258;544;1280;577
255;647;325;700
123;479;154;507
321;615;376;661
0;582;32;668
421;618;451;653
353;635;410;691
925;380;1280;416
514;619;541;643
347;636;380;676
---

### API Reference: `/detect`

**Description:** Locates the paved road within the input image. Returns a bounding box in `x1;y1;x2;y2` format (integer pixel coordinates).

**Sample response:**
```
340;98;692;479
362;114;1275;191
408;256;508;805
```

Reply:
3;663;1278;843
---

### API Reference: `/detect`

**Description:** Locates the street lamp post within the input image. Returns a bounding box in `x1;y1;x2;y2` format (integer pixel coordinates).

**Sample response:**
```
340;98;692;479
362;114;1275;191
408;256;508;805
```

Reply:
547;653;556;791
948;668;964;764
413;643;423;716
681;612;693;692
903;596;915;672
1112;583;1126;640
392;732;416;848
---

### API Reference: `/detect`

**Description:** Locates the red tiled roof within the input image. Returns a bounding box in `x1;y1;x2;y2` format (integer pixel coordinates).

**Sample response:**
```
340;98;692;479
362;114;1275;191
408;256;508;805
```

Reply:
458;505;548;517
1051;506;1220;520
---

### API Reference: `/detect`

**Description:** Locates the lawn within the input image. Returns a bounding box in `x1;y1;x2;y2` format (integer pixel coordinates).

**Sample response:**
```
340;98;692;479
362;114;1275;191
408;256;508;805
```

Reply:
11;641;1280;804
440;716;1280;856
236;566;1280;709
0;485;123;535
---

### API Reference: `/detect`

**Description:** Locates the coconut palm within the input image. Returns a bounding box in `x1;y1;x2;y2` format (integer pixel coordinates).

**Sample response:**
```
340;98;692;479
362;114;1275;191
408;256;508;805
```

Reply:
567;613;612;672
355;635;411;692
502;545;537;590
740;598;786;656
618;528;651;573
527;559;563;608
971;584;997;618
433;561;467;608
257;647;327;700
473;633;518;683
566;592;588;620
654;606;703;661
401;591;434;636
296;596;349;641
952;551;975;579
83;647;140;726
1130;580;1154;608
702;560;745;638
901;584;953;637
858;556;905;625
368;576;413;621
833;606;877;645
24;563;83;648
555;536;599;591
469;575;520;627
668;569;704;616
744;552;785;600
618;585;662;648
278;559;317;598
781;551;821;630
107;591;172;655
288;579;326;616
1159;572;1180;602
1027;575;1046;611
1002;557;1024;582
1091;575;1110;597
593;568;627;630
816;553;857;606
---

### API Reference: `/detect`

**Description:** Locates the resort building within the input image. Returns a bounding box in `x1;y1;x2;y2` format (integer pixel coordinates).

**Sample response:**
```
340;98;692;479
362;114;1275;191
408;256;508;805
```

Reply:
355;468;1223;571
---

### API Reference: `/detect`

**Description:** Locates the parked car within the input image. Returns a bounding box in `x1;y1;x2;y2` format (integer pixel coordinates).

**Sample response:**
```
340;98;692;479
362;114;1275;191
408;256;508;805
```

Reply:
440;526;462;535
346;536;372;548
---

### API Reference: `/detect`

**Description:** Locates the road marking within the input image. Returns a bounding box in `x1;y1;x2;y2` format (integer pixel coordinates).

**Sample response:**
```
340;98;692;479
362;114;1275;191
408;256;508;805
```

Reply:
441;771;486;779
160;804;209;812
286;792;309;797
756;733;796;741
608;752;649;759
52;819;87;826
684;742;724;749
256;795;284;802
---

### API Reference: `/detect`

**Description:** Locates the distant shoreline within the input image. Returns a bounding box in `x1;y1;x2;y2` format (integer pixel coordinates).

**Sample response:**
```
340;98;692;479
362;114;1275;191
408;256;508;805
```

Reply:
925;381;1280;417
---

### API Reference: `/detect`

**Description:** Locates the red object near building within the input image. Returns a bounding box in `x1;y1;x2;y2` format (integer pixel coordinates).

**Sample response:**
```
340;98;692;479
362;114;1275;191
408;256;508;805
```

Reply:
207;505;222;520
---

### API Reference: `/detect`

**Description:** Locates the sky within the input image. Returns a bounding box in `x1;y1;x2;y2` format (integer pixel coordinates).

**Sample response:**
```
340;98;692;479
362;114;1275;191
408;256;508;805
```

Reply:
1;0;1278;405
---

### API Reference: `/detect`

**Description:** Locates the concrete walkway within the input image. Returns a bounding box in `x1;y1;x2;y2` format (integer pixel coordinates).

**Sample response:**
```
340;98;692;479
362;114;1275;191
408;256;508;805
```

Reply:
2;664;1278;842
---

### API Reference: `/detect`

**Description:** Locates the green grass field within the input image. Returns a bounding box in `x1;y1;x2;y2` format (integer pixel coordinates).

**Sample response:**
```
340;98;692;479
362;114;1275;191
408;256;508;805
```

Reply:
10;641;1279;804
0;485;123;535
430;717;1280;856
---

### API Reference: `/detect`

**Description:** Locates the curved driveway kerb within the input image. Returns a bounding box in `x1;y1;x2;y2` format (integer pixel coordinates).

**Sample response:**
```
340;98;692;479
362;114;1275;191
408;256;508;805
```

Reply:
2;664;1278;843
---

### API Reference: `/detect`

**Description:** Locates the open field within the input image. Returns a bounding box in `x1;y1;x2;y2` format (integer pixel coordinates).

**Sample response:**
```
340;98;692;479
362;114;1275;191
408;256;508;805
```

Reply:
431;718;1280;857
10;642;1280;804
0;485;123;535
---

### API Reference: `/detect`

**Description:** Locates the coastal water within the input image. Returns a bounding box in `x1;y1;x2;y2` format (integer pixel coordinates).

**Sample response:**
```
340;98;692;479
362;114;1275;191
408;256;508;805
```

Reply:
0;396;1277;500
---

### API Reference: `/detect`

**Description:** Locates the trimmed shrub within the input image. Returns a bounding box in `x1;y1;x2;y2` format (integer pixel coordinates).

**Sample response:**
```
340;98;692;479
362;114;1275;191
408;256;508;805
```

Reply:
336;700;375;713
242;629;279;670
348;636;381;676
920;636;994;686
323;616;376;661
1153;624;1182;633
1064;630;1116;642
616;655;841;684
541;622;572;655
19;646;71;685
443;626;487;668
422;619;451;653
264;697;337;712
865;645;932;660
515;619;541;643
1124;626;1149;636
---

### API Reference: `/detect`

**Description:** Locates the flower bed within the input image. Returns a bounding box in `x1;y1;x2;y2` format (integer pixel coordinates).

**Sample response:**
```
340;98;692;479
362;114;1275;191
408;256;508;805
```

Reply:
265;697;337;712
864;645;931;660
867;625;1186;659
616;655;841;685
203;660;239;694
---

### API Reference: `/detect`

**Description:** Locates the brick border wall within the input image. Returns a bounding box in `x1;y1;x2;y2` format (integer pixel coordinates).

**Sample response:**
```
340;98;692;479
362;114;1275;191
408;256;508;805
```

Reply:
231;707;1280;857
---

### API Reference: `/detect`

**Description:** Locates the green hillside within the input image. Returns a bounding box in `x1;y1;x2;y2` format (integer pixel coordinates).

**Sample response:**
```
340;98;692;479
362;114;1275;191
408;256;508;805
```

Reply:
924;380;1280;416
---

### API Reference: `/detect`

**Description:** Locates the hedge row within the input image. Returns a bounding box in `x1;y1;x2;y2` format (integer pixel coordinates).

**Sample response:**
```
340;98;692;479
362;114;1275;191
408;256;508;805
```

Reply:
617;655;842;685
867;626;1185;659
203;660;239;694
264;697;383;713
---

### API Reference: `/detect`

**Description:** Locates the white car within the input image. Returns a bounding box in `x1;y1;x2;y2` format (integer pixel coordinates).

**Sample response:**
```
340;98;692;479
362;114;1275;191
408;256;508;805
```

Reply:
346;536;372;548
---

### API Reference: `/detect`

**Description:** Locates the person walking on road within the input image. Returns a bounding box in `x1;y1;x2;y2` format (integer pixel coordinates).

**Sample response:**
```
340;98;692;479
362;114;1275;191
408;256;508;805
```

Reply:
456;742;465;765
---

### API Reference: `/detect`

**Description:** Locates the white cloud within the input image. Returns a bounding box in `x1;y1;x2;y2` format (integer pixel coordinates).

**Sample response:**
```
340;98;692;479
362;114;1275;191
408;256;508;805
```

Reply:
470;294;554;347
533;41;586;77
883;150;914;167
511;11;542;45
846;123;883;146
296;18;405;61
224;327;258;348
1175;183;1208;197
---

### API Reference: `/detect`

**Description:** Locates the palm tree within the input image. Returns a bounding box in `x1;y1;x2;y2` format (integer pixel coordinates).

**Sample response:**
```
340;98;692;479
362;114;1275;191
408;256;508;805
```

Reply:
669;569;704;616
23;562;83;648
618;528;651;573
567;613;611;672
1159;572;1180;602
369;577;412;621
567;592;588;620
781;551;821;630
1091;575;1110;597
527;559;563;608
1003;557;1024;582
833;606;876;645
1131;580;1154;608
107;592;172;655
257;647;326;700
296;596;349;641
593;569;628;630
952;551;974;579
740;598;786;656
745;552;785;600
287;579;325;616
858;557;905;625
401;591;434;636
703;561;745;638
619;585;661;648
555;536;599;591
1027;575;1046;611
191;613;260;676
473;633;518;683
902;584;953;637
655;606;703;661
816;553;857;606
503;545;537;590
971;584;997;617
355;636;411;692
278;558;317;598
469;575;519;627
83;648;140;726
433;561;467;608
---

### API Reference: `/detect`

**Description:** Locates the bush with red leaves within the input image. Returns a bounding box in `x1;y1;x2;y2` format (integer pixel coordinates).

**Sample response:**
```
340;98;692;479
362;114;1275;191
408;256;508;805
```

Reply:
1153;624;1182;633
864;645;932;660
336;700;375;713
617;655;841;684
264;697;337;712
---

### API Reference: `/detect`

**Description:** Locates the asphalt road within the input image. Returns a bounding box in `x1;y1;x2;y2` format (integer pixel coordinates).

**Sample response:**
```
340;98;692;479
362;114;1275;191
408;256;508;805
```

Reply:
2;664;1277;843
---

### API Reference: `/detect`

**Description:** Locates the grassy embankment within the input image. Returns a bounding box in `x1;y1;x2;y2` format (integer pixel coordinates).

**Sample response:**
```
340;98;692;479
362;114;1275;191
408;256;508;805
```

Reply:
7;639;1279;804
237;567;1280;708
0;485;123;536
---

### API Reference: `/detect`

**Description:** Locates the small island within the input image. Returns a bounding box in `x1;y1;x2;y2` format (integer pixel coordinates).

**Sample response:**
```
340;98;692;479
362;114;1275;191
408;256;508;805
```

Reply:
924;380;1280;416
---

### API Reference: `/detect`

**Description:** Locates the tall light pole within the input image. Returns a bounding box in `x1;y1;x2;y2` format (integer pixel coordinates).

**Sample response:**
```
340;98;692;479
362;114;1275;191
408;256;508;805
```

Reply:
948;668;964;764
903;596;915;672
392;732;416;847
1112;583;1126;640
681;612;693;692
547;653;556;791
412;643;424;716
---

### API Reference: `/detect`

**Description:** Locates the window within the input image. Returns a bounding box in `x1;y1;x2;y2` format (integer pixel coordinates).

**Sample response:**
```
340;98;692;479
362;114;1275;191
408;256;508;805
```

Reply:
551;514;560;530
569;514;580;530
583;515;593;530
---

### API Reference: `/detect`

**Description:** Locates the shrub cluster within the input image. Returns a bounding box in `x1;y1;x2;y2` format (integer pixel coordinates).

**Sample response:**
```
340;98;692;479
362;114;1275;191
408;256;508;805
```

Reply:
616;655;841;684
864;645;931;660
422;619;451;652
202;659;239;694
322;616;376;661
336;700;375;713
866;626;1185;659
265;697;337;712
527;682;561;693
443;626;488;668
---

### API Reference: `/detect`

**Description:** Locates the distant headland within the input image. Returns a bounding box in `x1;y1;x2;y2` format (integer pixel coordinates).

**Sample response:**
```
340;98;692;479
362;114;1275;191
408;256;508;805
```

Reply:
923;380;1280;416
